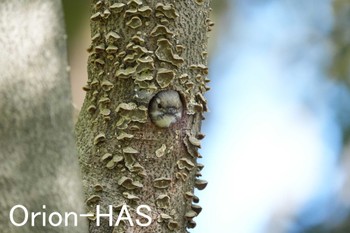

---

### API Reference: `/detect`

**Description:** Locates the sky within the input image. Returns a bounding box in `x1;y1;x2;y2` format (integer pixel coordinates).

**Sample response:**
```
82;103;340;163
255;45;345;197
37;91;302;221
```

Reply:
193;0;349;232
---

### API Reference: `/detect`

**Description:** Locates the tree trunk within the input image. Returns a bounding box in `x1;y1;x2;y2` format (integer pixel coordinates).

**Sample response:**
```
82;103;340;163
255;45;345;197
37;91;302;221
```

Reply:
0;0;87;232
75;0;211;232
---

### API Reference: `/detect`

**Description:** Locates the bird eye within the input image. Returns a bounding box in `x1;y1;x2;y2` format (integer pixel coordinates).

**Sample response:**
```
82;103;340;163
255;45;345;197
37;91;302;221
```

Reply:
158;103;162;108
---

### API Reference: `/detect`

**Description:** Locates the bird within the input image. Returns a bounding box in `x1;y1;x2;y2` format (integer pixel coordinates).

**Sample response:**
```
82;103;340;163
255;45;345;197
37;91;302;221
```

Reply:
148;90;183;128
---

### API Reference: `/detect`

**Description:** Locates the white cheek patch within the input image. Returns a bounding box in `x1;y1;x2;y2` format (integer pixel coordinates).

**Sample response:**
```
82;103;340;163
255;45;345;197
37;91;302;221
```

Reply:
175;112;182;120
156;115;177;128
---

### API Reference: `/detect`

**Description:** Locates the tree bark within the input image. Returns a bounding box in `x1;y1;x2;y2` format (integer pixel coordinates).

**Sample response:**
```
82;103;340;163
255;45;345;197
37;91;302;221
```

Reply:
0;0;87;233
76;0;211;232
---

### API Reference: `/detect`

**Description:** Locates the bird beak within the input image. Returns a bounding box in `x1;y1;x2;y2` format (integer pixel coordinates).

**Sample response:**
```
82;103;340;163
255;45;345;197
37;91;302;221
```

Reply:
167;107;177;115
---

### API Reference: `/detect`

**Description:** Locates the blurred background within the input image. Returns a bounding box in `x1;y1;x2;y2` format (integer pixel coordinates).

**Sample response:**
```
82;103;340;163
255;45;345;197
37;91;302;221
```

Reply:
62;0;350;232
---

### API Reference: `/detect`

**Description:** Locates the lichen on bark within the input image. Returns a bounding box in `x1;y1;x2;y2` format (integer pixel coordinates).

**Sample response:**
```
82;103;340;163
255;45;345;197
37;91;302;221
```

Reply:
75;0;211;232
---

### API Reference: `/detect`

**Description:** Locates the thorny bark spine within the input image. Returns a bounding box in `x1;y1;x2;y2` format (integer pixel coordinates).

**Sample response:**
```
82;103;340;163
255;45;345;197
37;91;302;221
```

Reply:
76;0;212;232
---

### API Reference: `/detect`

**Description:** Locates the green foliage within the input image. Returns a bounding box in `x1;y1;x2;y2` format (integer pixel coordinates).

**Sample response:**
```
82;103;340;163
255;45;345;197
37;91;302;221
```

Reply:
61;0;90;45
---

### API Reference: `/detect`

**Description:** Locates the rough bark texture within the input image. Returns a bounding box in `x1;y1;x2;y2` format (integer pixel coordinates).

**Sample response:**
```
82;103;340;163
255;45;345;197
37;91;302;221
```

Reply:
75;0;211;232
0;1;88;232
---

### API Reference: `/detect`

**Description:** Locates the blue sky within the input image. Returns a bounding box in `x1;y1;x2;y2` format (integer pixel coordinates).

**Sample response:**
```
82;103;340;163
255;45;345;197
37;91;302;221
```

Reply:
193;0;349;232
